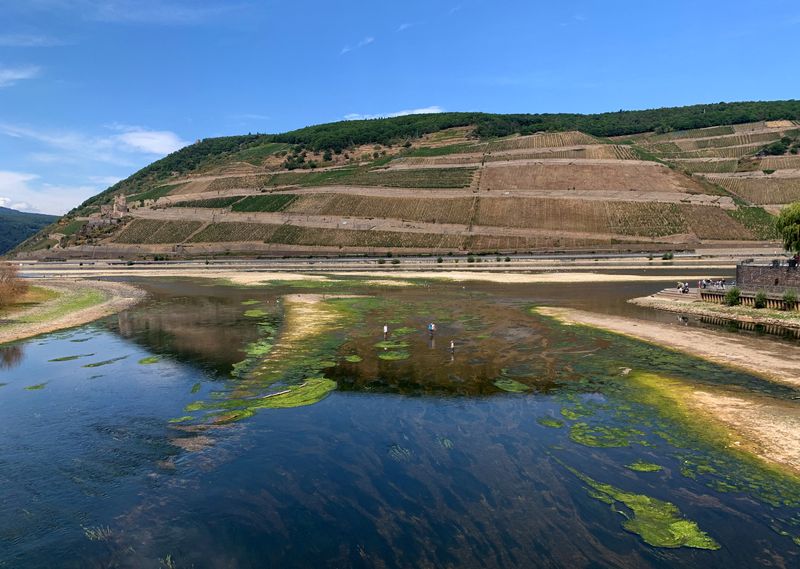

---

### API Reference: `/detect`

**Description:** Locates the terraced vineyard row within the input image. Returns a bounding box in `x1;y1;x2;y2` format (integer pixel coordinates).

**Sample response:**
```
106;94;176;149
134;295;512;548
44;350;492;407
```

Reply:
188;222;465;249
673;131;781;151
486;131;598;152
648;125;735;141
705;175;800;204
759;155;800;169
675;205;754;239
172;196;243;208
465;234;608;250
232;194;298;212
286;194;474;225
671;159;739;173
669;143;767;159
206;167;476;192
113;220;203;244
475;198;688;237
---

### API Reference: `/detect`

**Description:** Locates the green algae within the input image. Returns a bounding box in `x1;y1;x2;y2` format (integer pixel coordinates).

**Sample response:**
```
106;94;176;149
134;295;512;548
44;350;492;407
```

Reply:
168;416;194;423
392;327;416;337
254;377;336;409
569;422;644;448
138;356;161;365
493;378;530;393
344;354;363;363
374;339;409;350
82;356;128;368
190;382;202;394
241;300;261;305
48;353;94;362
25;383;47;390
378;350;410;361
243;309;269;318
627;460;663;473
569;467;720;550
537;417;565;428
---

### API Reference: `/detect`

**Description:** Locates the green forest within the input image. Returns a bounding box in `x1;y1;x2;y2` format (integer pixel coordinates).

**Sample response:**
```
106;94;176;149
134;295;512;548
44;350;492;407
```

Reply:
0;207;57;254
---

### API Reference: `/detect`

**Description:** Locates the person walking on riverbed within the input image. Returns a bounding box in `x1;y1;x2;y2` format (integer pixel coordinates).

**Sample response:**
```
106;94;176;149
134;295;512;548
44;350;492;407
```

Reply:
428;322;436;336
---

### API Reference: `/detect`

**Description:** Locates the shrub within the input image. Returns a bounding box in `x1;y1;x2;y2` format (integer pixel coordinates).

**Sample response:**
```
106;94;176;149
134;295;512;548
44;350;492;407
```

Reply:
391;259;400;265
436;257;443;263
377;258;386;265
505;257;511;262
0;263;27;307
467;256;475;263
783;290;797;309
724;287;741;306
661;251;674;260
754;291;767;309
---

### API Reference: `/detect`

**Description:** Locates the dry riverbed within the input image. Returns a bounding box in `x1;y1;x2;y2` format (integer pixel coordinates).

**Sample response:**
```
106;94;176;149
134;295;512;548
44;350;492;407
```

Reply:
0;279;145;344
537;306;800;475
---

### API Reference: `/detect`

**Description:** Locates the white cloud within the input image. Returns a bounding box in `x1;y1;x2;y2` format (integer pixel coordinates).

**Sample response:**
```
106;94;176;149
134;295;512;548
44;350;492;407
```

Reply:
0;65;41;88
343;106;445;121
0;122;189;164
0;34;64;47
340;36;375;55
0;171;109;215
114;128;187;154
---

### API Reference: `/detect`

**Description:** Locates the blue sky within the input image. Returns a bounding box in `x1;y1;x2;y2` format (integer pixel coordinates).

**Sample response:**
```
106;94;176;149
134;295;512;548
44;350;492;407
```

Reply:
1;0;798;214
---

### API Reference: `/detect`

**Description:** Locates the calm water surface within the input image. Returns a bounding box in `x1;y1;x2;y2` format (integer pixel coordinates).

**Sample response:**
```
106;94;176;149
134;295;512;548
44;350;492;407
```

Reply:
1;277;799;568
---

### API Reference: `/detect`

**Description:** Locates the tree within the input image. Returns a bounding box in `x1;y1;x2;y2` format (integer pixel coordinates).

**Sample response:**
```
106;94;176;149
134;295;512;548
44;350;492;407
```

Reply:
0;262;27;307
776;202;800;253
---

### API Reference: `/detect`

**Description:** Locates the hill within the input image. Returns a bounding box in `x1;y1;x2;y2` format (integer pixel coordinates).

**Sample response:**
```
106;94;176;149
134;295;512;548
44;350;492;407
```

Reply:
0;207;57;255
15;100;800;258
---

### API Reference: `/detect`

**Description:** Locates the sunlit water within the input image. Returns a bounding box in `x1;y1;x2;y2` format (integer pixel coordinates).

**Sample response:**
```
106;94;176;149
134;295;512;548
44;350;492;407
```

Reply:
1;277;799;568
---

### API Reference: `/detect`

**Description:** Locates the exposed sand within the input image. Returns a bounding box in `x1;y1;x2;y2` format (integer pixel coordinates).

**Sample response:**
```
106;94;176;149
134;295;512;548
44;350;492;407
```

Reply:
536;306;800;388
630;295;800;330
689;390;800;474
0;279;145;344
329;271;719;284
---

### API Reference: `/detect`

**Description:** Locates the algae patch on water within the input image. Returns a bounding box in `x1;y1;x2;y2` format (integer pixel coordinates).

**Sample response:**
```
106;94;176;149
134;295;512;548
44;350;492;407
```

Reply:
83;356;128;368
378;351;410;361
243;308;269;318
569;468;720;550
627;460;663;473
25;383;47;390
494;378;530;393
344;355;363;363
537;417;565;428
570;422;644;448
241;300;261;305
138;356;160;365
48;353;94;362
374;340;409;350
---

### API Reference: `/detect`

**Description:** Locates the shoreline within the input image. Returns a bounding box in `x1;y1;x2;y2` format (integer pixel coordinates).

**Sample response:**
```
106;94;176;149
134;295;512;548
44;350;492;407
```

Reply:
536;306;800;475
0;278;146;345
629;295;800;330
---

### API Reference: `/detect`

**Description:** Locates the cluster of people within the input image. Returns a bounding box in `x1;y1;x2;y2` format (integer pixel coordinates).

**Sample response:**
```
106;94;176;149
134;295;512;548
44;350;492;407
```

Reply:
698;279;726;289
676;281;690;294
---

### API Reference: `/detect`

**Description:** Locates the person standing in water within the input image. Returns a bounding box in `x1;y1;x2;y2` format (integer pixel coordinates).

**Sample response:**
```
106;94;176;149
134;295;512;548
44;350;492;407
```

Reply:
383;324;389;339
428;322;436;336
449;339;455;352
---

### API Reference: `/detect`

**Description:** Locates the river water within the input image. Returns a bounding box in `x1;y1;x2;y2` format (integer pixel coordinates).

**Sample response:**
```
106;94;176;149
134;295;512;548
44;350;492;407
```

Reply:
1;277;798;568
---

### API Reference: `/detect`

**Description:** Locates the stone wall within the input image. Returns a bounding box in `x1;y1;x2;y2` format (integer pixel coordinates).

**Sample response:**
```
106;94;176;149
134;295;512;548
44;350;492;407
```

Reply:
736;264;800;294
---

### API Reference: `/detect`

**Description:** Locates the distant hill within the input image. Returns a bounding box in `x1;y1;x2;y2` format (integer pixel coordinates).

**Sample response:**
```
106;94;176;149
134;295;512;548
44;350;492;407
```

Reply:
14;100;800;258
0;207;57;254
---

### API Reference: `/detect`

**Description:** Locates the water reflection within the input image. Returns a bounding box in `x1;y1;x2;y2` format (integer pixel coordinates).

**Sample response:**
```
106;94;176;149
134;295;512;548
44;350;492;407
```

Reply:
0;344;23;370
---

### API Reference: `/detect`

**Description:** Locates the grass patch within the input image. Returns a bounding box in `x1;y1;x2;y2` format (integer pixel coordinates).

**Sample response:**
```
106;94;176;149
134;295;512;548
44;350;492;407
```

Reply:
726;206;778;240
243;309;269;318
24;383;47;390
18;288;105;325
138;356;160;365
126;183;185;203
